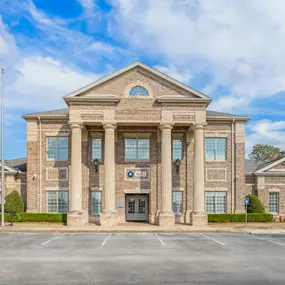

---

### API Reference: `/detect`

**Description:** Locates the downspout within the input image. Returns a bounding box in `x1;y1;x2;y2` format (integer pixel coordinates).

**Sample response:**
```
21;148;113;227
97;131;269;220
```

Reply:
231;118;235;213
38;116;42;213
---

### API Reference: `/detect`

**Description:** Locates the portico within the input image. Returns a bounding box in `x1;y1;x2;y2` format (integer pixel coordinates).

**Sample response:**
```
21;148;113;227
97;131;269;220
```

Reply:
23;61;248;227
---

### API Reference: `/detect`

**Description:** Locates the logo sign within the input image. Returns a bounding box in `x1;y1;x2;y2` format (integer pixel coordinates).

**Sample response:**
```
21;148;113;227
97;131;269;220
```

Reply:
119;202;124;208
244;197;249;205
125;168;149;181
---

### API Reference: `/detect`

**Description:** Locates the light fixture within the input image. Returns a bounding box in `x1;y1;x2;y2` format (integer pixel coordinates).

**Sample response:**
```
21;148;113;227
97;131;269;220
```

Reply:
175;159;181;174
93;158;99;173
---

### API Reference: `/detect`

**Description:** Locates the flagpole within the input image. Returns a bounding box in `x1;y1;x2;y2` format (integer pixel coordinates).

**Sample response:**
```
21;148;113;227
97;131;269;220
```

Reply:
1;68;4;227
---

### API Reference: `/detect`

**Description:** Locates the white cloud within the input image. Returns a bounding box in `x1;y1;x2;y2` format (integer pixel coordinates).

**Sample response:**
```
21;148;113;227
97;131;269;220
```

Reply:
246;120;285;155
154;65;192;84
111;0;285;112
8;56;99;111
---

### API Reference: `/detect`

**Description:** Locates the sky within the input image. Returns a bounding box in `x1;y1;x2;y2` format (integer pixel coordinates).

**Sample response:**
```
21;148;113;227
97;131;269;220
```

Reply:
0;0;285;159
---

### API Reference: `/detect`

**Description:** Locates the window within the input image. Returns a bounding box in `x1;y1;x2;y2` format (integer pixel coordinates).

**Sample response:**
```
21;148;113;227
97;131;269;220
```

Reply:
172;139;182;160
47;191;68;213
206;192;226;214
92;138;102;160
129;86;149;97
125;138;150;160
205;138;226;161
269;192;279;213
92;191;102;214
47;137;68;160
172;191;183;214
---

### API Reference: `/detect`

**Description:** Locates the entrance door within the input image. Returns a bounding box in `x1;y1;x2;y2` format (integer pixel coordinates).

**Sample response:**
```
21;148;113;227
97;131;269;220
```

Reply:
126;195;148;221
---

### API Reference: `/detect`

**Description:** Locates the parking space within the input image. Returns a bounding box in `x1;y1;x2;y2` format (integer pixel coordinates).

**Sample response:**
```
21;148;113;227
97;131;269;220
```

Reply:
1;232;285;284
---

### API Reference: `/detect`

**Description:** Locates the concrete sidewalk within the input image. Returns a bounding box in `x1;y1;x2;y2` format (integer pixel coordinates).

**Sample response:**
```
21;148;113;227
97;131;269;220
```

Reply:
1;222;285;234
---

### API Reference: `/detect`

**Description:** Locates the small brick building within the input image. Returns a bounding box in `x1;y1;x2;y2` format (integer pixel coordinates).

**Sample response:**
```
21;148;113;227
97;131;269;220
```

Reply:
22;61;250;226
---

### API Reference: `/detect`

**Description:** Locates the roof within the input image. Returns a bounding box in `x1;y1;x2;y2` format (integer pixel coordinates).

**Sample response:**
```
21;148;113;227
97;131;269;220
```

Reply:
6;158;27;172
63;61;212;102
245;159;263;174
245;157;285;175
0;158;27;173
22;108;248;121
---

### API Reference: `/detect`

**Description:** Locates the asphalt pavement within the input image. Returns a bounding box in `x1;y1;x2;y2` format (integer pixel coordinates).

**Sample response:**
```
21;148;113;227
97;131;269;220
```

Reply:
0;232;285;285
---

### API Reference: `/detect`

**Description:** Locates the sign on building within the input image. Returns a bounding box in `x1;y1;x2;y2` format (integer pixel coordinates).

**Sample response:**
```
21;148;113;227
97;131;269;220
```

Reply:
125;168;150;181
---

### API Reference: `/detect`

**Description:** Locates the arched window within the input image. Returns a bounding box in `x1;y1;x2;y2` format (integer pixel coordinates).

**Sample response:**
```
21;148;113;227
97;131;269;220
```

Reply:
129;86;149;97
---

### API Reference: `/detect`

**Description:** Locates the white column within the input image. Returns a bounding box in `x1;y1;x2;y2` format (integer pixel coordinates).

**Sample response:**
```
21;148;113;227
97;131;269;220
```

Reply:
159;124;174;225
103;123;116;214
191;124;207;225
70;123;83;212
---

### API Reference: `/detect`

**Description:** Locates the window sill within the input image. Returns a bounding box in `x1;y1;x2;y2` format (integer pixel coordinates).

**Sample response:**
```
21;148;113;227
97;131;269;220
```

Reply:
46;159;69;162
205;160;227;163
125;160;150;163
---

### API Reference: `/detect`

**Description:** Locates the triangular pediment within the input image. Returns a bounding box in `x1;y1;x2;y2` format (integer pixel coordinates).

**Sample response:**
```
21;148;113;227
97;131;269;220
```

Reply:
255;157;285;174
63;61;211;104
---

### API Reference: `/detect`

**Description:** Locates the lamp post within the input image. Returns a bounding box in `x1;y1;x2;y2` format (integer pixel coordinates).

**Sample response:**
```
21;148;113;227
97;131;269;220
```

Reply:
1;68;4;227
175;159;181;174
93;158;99;173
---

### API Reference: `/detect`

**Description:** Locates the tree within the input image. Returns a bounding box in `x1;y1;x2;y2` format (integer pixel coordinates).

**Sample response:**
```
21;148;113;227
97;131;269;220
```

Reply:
248;144;285;163
246;194;265;213
3;191;24;213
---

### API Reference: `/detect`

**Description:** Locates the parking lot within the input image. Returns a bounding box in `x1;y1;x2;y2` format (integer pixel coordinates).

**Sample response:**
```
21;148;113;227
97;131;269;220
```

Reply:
0;232;285;285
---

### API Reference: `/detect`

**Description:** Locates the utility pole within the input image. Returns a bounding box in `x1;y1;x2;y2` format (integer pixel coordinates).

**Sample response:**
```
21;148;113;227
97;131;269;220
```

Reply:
1;68;4;227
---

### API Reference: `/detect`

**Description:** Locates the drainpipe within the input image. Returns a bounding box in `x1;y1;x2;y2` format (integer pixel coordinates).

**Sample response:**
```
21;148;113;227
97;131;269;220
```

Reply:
231;118;235;213
38;116;42;213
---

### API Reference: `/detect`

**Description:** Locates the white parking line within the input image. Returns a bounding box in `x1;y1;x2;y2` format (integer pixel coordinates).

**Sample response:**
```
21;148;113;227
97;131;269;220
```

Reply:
101;233;112;246
199;233;225;246
0;233;22;240
155;233;165;246
41;234;66;246
252;235;284;246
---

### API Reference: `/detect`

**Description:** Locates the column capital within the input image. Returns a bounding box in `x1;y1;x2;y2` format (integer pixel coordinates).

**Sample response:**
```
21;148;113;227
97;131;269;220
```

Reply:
192;123;207;131
103;123;117;130
159;124;173;131
69;123;83;130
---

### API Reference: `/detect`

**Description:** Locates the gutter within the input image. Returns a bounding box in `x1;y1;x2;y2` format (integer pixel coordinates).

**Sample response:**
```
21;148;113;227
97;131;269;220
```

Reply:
38;116;42;213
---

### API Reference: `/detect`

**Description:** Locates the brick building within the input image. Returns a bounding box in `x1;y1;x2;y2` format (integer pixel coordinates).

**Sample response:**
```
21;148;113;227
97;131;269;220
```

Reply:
22;61;249;226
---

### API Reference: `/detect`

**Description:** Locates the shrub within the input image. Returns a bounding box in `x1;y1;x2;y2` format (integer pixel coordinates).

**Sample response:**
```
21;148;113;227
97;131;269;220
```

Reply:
20;213;67;223
0;213;67;223
246;194;265;213
4;191;24;214
208;213;273;223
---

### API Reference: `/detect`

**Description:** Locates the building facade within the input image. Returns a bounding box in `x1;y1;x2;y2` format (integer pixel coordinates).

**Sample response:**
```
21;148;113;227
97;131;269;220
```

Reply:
22;61;249;226
245;158;285;217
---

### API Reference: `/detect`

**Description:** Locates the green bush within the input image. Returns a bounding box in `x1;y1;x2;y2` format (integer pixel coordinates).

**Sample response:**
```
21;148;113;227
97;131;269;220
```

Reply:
20;213;67;223
0;213;67;223
3;191;24;214
247;194;265;213
208;213;273;223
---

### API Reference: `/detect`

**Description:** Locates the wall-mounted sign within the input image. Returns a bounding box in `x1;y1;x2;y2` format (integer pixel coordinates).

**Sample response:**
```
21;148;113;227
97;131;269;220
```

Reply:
125;168;150;181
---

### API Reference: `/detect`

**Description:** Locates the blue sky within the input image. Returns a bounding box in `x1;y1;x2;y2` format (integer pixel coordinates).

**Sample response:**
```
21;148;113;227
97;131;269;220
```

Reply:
0;0;285;159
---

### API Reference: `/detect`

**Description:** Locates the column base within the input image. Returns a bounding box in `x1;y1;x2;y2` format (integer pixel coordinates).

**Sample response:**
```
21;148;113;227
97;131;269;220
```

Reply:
191;211;208;226
158;211;175;226
100;212;118;226
67;210;88;226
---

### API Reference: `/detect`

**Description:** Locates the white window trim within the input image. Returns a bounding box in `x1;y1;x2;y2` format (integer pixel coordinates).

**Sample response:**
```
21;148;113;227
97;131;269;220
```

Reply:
172;191;183;215
124;81;153;98
269;192;279;214
205;137;227;162
172;137;183;161
124;135;151;162
46;190;69;213
205;191;227;214
91;137;103;161
46;136;69;161
91;191;102;215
